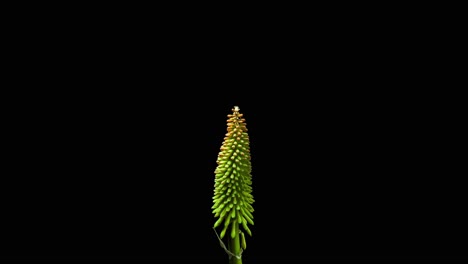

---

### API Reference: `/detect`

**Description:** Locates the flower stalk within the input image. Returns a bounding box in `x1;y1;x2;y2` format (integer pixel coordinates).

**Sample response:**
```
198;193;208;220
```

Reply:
212;106;254;264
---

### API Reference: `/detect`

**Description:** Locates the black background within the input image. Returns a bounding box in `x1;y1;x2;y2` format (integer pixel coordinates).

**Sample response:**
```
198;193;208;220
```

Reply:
2;3;465;263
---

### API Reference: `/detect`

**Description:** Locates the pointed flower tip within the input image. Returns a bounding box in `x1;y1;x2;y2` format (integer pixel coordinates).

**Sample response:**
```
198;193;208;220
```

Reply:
233;106;240;112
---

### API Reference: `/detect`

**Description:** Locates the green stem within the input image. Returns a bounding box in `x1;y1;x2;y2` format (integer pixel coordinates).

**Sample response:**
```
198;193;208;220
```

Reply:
228;221;242;264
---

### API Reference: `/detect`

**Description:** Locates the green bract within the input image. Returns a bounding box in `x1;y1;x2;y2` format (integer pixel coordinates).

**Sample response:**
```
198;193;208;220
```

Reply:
213;106;254;241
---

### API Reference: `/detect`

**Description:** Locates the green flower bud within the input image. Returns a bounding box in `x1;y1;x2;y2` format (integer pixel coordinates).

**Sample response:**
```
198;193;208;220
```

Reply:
212;106;254;240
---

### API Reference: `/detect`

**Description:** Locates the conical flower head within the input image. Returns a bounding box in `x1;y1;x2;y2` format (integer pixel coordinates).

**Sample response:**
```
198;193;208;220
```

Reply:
212;106;254;239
